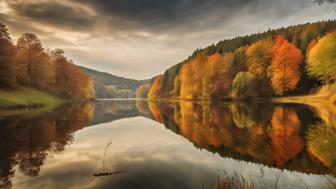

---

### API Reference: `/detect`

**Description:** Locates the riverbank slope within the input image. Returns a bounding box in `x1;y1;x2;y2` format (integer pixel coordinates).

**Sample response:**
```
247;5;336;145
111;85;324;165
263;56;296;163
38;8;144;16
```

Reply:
0;87;64;110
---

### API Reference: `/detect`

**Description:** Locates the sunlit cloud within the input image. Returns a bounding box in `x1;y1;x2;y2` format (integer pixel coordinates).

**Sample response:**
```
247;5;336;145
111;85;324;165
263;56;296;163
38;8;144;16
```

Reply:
0;1;10;14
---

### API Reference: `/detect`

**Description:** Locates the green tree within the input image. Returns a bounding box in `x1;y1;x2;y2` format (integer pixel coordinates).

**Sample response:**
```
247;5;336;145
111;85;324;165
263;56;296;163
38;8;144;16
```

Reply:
232;72;259;97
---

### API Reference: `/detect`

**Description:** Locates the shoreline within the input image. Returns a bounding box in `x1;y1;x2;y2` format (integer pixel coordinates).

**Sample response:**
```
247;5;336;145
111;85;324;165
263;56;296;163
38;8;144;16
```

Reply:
0;87;65;117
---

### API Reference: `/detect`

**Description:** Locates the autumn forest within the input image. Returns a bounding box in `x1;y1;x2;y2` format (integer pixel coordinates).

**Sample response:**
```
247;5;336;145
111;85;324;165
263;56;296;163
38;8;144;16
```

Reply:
0;23;94;102
2;20;336;103
137;20;336;101
2;0;336;188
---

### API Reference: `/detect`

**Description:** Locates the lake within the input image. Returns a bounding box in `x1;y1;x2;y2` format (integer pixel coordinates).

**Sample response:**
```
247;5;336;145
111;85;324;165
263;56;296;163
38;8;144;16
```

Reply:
0;100;335;189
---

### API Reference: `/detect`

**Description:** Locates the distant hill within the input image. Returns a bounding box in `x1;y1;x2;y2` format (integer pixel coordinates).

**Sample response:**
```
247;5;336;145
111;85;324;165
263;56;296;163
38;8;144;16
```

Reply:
80;66;149;98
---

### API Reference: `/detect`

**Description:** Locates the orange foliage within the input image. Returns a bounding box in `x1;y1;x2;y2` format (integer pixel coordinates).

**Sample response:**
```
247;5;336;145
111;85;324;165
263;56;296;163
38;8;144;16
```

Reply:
0;27;94;100
56;58;94;99
148;75;163;99
271;36;303;95
306;39;317;53
178;52;235;99
179;53;208;99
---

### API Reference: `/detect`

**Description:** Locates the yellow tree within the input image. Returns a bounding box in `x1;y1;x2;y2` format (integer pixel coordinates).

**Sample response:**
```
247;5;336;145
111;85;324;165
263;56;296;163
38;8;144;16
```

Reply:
307;32;336;83
246;38;273;77
246;38;274;96
179;53;208;99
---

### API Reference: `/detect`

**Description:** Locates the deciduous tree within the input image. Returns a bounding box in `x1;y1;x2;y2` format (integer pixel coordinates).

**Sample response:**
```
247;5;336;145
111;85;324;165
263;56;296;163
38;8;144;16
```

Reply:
16;33;44;85
232;72;258;97
271;36;303;95
307;32;336;84
148;75;163;99
246;38;273;77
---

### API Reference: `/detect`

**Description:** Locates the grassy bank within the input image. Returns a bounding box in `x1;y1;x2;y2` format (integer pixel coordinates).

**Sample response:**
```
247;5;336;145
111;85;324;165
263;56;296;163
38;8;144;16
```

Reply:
272;84;336;105
0;87;65;117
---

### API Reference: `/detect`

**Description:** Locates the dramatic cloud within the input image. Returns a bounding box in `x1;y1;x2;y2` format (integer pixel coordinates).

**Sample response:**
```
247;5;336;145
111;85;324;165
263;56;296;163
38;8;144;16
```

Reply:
0;0;334;79
7;1;96;31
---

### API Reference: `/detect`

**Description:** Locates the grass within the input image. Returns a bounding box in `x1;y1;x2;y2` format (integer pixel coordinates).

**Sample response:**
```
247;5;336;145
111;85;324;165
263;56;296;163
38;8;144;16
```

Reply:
272;84;336;105
0;87;65;117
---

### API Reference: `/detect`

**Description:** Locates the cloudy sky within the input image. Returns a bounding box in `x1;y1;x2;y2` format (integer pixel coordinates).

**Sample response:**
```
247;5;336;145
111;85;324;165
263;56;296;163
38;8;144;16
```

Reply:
0;0;335;79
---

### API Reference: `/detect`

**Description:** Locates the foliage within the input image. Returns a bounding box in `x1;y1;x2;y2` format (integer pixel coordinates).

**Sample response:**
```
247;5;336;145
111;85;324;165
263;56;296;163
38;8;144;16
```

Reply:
246;38;273;77
53;49;94;99
0;23;16;88
232;72;258;97
148;75;163;99
271;36;303;95
179;53;208;99
161;63;182;97
145;20;336;99
0;23;95;100
136;83;151;98
16;33;44;85
307;32;336;84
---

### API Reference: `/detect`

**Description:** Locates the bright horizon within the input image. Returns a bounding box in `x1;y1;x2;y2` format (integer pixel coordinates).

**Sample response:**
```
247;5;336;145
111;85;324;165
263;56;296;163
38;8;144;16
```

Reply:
1;0;335;79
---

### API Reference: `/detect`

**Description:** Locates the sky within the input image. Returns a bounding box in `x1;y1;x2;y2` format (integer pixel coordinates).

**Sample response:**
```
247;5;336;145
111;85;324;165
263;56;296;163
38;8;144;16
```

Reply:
0;0;336;79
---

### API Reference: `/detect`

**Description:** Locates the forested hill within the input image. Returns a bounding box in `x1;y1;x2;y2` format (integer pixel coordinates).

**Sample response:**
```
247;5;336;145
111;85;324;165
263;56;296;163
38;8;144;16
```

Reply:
80;66;149;98
137;20;336;100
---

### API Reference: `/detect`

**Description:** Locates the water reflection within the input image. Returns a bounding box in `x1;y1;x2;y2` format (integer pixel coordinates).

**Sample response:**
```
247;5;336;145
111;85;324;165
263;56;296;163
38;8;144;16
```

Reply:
0;100;335;188
0;103;94;189
147;101;333;174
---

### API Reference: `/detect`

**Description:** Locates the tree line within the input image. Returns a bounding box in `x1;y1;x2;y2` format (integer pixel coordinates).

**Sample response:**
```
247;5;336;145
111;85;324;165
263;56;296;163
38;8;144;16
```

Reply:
0;23;94;100
138;20;336;99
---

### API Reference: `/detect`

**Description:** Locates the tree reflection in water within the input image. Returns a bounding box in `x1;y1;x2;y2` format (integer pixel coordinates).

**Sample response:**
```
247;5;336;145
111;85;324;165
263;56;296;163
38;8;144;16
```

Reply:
0;100;336;188
0;103;94;189
147;101;334;174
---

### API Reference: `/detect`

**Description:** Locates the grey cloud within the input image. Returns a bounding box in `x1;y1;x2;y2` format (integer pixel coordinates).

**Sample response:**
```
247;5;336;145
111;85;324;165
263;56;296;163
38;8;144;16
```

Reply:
3;0;327;36
75;0;256;32
6;1;96;32
4;0;259;34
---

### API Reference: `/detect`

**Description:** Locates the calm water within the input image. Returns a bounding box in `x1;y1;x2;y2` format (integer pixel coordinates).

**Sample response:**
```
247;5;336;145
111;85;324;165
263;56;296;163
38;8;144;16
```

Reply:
0;100;335;189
